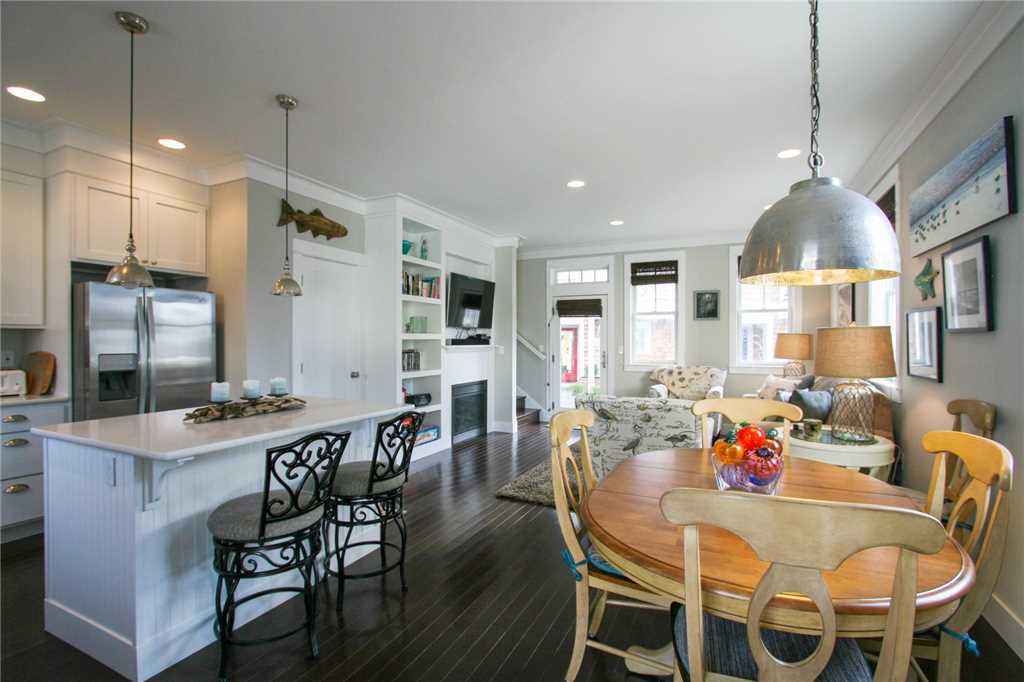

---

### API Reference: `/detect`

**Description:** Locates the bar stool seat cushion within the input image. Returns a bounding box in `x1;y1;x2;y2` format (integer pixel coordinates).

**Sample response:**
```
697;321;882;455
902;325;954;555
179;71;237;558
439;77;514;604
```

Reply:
331;460;405;497
207;491;322;542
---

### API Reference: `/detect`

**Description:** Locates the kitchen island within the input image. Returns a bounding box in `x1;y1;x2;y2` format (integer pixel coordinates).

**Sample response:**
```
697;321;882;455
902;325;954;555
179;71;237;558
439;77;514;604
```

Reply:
33;397;404;681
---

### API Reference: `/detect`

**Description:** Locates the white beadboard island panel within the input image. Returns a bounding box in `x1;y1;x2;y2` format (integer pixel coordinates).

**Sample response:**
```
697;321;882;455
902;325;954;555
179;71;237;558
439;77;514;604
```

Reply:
39;398;404;681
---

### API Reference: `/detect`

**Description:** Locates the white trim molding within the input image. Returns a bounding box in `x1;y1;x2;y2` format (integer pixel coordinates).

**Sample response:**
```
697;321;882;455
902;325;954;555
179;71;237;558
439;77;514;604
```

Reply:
519;229;749;261
622;250;686;373
864;164;903;404
851;2;1024;194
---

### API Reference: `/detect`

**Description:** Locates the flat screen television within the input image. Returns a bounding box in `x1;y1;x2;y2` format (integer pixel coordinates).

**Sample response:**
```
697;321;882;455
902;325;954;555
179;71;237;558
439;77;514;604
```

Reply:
447;273;495;329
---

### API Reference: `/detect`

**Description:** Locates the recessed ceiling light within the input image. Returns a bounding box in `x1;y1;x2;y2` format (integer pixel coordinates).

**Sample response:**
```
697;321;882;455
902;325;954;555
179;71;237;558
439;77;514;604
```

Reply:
6;86;45;102
157;138;186;150
776;148;801;159
763;204;773;211
566;180;586;189
609;220;624;226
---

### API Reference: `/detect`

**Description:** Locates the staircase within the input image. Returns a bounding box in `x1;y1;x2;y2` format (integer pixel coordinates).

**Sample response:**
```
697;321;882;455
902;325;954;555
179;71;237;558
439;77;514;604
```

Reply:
516;395;540;426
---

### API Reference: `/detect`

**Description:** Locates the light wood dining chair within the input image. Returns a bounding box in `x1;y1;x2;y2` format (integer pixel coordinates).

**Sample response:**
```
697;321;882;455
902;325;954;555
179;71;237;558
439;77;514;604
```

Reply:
692;398;803;454
909;430;1012;682
549;409;673;681
660;487;947;682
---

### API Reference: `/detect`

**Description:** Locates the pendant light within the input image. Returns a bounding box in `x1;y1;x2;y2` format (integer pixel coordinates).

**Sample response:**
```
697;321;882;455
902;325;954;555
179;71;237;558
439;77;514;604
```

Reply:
271;94;303;296
106;12;154;289
739;0;900;286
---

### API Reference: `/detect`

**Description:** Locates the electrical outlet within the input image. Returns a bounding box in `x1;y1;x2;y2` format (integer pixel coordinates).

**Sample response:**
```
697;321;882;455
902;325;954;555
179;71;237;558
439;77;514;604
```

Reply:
0;351;14;369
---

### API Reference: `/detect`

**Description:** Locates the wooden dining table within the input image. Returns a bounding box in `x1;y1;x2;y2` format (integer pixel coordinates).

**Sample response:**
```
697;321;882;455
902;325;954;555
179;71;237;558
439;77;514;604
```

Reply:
580;448;976;673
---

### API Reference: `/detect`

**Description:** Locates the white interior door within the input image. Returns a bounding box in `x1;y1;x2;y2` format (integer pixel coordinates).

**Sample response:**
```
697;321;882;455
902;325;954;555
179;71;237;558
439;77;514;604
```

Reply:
291;246;364;400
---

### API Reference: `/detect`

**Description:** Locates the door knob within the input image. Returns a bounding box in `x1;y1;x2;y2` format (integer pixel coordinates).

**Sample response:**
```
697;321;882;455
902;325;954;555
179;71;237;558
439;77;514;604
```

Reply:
350;371;360;379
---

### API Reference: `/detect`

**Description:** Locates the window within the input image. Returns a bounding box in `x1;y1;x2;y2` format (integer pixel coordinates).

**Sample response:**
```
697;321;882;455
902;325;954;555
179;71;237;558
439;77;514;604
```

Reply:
729;245;801;373
866;181;901;401
624;253;684;370
555;268;609;285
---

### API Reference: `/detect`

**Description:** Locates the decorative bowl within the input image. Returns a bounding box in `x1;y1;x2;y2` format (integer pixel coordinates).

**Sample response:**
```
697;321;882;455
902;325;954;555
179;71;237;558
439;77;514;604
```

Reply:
402;239;415;255
710;423;784;495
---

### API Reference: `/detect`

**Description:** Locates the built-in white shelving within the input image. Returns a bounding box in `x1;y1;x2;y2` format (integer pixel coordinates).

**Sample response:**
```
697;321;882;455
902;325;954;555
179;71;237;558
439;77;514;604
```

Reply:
402;333;443;341
401;294;442;305
402;254;442;270
400;368;442;379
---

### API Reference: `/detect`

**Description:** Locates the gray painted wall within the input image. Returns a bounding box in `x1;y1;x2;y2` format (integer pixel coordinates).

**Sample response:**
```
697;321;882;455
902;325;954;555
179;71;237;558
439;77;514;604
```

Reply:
886;23;1023;648
492;246;516;423
516;245;831;406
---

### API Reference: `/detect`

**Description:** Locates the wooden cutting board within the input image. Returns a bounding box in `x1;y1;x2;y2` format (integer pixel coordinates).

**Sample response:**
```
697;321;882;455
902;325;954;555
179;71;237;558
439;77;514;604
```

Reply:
24;351;56;396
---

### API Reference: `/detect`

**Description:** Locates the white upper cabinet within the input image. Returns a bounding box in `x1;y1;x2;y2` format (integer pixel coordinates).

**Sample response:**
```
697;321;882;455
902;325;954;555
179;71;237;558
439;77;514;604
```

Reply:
72;175;207;275
2;170;45;327
147;194;207;274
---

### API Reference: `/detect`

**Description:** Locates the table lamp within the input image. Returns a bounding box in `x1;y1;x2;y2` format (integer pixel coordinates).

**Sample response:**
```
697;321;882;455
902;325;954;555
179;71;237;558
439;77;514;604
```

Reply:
814;326;896;443
774;333;813;377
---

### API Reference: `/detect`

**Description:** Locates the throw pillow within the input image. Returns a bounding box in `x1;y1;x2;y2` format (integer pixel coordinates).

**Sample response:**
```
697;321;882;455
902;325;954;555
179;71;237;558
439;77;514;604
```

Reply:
796;375;815;390
756;375;801;400
788;389;833;422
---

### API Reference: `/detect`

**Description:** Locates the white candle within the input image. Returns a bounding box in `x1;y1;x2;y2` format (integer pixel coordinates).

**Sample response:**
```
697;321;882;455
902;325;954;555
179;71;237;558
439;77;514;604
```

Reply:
269;377;288;396
210;382;230;403
241;379;261;399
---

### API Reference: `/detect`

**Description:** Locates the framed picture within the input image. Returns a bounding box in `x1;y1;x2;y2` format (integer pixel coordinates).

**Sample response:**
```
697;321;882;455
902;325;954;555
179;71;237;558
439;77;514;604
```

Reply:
910;116;1016;256
942;235;993;332
693;290;720;320
906;307;943;382
831;283;856;326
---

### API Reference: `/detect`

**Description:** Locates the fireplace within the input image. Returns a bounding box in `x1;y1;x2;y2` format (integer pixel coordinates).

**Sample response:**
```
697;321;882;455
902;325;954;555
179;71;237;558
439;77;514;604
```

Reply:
452;380;487;444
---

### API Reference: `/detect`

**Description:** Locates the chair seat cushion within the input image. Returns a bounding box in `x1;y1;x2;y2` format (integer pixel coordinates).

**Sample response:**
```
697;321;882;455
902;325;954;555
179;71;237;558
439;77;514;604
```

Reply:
672;605;872;682
207;491;323;542
331;460;406;498
585;545;624;578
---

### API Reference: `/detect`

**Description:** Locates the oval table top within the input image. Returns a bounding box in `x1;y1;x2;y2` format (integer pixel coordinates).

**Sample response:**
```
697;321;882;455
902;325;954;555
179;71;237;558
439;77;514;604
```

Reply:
581;448;975;637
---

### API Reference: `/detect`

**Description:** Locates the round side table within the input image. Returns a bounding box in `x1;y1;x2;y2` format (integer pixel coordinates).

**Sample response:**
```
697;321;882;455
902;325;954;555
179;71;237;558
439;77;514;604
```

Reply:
788;425;896;480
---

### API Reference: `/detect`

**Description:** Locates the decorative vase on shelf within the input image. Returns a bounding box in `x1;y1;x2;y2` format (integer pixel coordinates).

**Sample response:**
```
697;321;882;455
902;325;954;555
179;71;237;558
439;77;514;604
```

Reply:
711;423;784;495
420;237;429;261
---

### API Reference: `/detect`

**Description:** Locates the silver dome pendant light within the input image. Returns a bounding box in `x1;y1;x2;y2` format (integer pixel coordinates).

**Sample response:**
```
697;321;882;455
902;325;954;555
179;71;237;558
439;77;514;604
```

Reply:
739;0;900;286
106;11;154;289
271;94;303;296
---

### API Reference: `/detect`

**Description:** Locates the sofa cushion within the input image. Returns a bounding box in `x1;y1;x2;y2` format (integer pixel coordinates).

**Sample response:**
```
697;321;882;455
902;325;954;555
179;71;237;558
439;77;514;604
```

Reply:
649;366;726;400
796;374;815;390
756;375;801;400
789;388;833;422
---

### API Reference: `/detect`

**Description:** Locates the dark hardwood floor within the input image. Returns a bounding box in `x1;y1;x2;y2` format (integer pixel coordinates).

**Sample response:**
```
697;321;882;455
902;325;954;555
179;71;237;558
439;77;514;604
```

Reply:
2;422;1020;681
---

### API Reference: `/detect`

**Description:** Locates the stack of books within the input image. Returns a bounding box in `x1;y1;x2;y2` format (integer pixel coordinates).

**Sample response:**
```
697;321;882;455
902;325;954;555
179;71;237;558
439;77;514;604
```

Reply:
402;272;440;299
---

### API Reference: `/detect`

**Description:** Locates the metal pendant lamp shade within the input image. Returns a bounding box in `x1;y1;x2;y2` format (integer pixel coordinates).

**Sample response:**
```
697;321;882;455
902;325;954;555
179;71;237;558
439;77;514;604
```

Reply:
271;94;302;297
106;11;154;289
740;177;900;285
740;0;900;286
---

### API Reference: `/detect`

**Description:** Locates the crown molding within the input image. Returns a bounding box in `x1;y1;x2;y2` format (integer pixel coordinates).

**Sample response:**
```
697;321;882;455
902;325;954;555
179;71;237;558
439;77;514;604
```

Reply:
851;2;1024;194
1;120;45;153
518;230;749;261
493;235;524;248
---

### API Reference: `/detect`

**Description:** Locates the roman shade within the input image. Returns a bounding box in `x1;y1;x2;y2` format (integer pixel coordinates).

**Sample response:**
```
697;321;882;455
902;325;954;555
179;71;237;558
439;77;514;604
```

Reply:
556;298;603;318
630;260;678;285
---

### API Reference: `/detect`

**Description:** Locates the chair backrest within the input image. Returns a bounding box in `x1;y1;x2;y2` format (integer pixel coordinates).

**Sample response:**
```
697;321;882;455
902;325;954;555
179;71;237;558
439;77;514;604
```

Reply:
550;409;599;567
660;488;947;682
692;398;803;454
944;400;997;500
368;410;424;493
921;430;1012;637
260;430;352;540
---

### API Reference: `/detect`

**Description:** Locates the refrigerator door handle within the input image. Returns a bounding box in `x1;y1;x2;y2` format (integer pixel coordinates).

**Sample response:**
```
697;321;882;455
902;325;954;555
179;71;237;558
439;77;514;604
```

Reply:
145;294;158;413
136;295;149;415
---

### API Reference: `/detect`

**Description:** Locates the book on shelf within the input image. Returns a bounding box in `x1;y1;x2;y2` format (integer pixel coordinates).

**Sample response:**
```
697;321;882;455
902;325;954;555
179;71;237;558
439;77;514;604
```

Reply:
402;272;440;299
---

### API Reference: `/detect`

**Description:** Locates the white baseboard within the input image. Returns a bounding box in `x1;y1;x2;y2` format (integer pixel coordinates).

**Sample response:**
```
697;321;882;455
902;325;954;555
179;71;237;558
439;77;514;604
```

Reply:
46;599;138;680
492;421;515;433
984;593;1024;661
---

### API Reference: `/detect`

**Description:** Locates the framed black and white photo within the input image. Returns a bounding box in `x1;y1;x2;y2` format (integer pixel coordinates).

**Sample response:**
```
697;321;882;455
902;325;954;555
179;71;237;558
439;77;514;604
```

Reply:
942;235;993;332
907;307;942;382
693;290;720;320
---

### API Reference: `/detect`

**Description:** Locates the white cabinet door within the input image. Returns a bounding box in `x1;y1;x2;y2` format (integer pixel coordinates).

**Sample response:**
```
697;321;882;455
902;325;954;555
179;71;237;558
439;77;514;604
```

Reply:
1;170;44;326
147;194;207;274
73;175;148;265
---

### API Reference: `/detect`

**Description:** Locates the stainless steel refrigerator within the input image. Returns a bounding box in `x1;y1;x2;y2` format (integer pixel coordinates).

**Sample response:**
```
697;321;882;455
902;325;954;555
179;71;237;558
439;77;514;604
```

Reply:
73;282;216;421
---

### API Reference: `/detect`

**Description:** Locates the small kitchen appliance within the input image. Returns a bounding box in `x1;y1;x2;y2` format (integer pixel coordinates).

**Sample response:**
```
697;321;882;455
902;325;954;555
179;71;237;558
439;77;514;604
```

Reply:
0;369;27;397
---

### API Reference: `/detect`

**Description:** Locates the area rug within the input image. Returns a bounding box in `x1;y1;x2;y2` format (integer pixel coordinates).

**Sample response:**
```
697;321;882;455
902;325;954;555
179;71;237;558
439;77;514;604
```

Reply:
495;460;557;507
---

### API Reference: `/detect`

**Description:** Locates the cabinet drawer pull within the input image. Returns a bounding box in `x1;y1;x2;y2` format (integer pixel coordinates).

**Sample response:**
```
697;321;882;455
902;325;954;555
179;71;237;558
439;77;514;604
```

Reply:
3;438;30;447
2;414;28;424
3;483;30;494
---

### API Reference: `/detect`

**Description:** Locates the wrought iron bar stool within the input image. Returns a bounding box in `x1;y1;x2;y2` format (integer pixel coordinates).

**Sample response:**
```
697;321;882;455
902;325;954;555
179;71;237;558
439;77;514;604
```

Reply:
207;430;351;681
322;411;423;611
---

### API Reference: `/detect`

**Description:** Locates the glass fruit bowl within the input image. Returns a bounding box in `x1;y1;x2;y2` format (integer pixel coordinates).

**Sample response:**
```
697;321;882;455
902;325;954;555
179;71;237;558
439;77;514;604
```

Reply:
711;423;785;495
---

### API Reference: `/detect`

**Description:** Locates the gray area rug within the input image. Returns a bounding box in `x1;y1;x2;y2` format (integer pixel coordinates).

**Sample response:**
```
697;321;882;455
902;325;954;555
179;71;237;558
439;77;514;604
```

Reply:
495;460;557;507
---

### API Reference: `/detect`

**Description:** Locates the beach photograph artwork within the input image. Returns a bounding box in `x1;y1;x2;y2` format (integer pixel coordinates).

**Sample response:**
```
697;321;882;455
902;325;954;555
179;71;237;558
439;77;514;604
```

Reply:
909;116;1016;256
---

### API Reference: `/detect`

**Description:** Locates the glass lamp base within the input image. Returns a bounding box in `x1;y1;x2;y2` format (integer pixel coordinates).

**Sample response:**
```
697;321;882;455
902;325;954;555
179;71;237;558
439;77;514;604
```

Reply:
830;382;877;444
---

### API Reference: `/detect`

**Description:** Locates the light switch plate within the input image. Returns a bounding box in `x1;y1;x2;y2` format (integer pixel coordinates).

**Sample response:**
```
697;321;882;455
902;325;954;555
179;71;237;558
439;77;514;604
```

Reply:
0;351;14;369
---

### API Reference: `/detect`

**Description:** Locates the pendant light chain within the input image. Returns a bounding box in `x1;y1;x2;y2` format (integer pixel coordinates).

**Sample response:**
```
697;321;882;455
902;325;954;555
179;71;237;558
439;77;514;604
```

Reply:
807;0;823;178
284;106;290;265
129;30;135;242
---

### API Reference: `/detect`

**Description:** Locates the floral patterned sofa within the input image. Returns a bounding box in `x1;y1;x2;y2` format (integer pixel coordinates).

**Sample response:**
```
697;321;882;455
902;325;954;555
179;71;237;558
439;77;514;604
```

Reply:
574;395;704;479
647;365;728;402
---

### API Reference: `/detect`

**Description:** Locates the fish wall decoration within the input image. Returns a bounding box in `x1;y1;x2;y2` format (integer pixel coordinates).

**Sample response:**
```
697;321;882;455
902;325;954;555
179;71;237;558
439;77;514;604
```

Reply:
278;199;348;240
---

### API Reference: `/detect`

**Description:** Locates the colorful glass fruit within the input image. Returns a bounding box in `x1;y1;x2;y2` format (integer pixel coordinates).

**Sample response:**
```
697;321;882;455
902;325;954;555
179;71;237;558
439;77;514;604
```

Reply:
711;422;785;494
737;425;766;450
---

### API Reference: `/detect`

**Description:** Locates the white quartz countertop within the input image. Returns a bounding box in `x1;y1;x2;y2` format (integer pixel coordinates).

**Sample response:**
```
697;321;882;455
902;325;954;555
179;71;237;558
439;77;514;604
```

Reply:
1;393;69;408
32;397;405;461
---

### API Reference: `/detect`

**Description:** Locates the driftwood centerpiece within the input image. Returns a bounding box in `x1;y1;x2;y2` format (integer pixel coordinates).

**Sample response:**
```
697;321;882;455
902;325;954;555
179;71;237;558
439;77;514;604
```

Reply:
183;396;307;423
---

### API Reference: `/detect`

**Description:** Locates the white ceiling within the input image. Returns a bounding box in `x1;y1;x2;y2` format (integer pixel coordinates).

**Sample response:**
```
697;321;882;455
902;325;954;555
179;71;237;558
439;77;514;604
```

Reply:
1;2;982;249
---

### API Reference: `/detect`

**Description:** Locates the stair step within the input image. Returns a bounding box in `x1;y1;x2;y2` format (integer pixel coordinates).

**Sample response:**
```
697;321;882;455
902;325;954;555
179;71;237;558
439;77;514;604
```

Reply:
516;407;540;425
516;395;526;411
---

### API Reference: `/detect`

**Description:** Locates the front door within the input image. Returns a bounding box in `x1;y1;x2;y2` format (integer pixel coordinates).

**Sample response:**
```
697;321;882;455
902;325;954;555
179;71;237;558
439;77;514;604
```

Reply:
551;296;607;410
291;248;364;400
